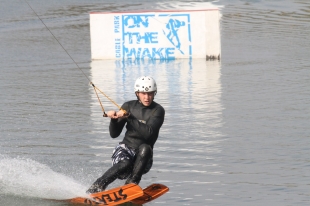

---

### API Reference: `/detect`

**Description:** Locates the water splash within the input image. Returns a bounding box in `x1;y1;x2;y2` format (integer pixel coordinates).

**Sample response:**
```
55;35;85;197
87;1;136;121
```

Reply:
0;155;87;200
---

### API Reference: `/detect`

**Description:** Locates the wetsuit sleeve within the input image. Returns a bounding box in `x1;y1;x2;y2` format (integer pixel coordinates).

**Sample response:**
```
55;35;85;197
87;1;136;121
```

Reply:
109;103;129;138
127;106;165;141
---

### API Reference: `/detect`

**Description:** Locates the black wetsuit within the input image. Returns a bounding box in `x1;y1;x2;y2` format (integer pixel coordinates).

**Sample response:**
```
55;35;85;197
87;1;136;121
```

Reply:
110;100;165;150
86;100;165;193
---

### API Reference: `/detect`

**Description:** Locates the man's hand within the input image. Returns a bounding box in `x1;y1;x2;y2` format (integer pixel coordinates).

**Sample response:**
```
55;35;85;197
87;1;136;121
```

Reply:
117;109;129;118
107;111;118;119
107;110;129;119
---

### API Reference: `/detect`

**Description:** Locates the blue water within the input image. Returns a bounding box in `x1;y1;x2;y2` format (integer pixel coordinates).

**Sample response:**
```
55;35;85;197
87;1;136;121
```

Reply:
0;0;309;205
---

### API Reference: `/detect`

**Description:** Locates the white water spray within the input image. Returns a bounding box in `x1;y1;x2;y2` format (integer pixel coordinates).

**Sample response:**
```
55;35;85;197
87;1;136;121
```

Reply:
0;156;87;200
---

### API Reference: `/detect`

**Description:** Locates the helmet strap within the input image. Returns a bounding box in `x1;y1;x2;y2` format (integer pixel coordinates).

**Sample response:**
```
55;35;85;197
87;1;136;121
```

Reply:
135;92;140;101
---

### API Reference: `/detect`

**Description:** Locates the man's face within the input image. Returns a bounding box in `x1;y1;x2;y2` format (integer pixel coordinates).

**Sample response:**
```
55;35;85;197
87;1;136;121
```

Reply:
136;91;155;106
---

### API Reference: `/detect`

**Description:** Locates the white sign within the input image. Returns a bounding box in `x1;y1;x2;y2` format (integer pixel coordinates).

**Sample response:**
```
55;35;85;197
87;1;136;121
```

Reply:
90;10;221;60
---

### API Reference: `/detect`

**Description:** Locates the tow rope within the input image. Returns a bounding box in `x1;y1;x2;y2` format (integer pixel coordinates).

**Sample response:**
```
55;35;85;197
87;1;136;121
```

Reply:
91;82;126;117
24;0;126;117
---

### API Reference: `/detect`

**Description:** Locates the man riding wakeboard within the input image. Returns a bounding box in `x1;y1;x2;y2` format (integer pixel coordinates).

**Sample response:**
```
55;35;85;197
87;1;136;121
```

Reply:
87;76;165;193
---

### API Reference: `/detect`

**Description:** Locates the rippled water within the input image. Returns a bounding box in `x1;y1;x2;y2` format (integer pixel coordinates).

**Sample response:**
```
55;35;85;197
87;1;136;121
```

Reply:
0;0;309;205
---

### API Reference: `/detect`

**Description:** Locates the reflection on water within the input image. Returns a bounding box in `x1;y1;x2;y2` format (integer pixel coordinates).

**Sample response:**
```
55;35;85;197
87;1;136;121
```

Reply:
90;59;222;117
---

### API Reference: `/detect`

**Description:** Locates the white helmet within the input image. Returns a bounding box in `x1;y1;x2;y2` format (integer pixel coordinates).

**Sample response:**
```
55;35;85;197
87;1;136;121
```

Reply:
134;76;157;93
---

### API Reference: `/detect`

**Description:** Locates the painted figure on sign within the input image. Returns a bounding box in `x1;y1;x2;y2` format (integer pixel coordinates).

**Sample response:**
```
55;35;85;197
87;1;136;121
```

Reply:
163;18;186;54
87;76;165;193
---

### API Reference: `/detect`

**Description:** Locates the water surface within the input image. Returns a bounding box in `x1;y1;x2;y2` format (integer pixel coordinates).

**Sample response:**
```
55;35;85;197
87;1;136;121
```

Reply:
1;0;309;205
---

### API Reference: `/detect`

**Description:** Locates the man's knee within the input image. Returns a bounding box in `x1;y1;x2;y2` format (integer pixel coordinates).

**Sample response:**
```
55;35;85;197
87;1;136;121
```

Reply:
118;159;133;170
138;144;152;158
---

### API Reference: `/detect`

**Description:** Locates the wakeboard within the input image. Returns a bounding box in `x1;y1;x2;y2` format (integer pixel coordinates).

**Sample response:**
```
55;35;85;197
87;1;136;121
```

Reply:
65;183;169;205
67;183;143;205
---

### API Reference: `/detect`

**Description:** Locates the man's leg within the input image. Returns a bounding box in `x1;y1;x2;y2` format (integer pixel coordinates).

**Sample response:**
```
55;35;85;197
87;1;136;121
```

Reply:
87;159;132;193
125;144;152;185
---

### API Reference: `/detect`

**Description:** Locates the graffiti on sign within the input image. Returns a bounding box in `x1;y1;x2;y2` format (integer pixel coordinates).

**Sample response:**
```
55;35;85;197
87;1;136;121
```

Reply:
113;13;192;60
